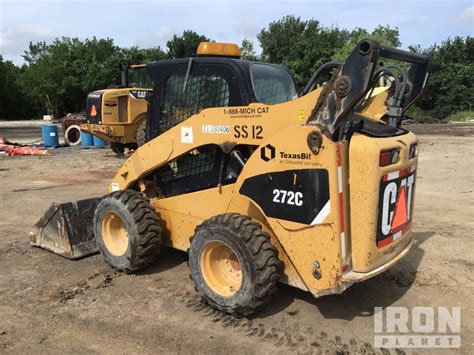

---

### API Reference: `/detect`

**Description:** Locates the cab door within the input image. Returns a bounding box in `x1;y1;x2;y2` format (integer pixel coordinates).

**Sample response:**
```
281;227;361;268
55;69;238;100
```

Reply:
147;61;245;141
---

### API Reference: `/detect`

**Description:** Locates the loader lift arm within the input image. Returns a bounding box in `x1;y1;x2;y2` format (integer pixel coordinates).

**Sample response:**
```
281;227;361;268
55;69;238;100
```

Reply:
308;40;431;141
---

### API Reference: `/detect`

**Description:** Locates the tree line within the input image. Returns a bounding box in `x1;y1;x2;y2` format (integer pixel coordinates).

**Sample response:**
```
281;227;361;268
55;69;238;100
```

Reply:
0;15;472;120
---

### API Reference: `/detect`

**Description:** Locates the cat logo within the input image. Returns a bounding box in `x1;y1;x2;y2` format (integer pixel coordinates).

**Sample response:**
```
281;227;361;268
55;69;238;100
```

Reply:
377;165;416;248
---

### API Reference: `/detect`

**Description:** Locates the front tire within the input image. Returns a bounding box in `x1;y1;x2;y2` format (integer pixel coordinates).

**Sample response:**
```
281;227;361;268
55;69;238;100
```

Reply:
93;190;162;273
188;213;282;316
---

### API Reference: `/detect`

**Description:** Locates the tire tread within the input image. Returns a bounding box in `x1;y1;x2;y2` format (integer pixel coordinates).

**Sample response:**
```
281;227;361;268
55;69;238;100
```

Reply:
191;213;282;317
95;190;162;273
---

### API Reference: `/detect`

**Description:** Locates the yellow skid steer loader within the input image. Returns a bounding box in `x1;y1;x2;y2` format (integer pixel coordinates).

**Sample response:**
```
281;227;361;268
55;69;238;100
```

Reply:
32;41;430;316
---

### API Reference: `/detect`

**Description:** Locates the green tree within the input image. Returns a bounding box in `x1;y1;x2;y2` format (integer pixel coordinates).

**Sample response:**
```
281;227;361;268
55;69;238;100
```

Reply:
122;46;167;66
9;36;167;119
257;15;349;88
415;36;473;118
166;30;211;59
18;37;123;116
240;39;258;61
16;37;165;118
332;25;401;61
0;56;30;119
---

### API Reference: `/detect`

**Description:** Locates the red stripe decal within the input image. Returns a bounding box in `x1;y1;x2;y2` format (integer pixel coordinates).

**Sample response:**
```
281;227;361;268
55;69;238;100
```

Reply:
377;236;393;248
399;167;411;177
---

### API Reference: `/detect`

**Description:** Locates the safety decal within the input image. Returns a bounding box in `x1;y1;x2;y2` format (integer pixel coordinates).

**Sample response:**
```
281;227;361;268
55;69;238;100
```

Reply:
336;144;346;261
377;165;416;248
181;126;193;144
86;91;102;123
90;105;97;117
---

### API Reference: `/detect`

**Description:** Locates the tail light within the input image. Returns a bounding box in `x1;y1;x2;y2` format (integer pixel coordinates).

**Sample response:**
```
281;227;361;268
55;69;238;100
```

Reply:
380;149;400;167
409;144;418;159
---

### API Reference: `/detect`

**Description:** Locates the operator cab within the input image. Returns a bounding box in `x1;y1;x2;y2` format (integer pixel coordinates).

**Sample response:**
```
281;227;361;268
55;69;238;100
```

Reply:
146;42;297;140
143;42;297;197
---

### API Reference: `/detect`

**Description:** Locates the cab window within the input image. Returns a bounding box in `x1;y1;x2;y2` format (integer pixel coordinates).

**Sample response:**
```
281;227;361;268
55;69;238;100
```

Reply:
128;67;152;88
251;64;296;104
160;72;230;133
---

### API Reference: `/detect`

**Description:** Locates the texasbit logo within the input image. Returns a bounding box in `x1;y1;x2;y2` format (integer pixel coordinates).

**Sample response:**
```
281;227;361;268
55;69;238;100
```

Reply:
260;144;275;162
260;144;312;162
280;152;312;160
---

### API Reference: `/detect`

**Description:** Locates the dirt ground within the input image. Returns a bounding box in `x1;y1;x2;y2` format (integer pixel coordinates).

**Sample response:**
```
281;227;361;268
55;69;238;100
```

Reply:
0;122;472;354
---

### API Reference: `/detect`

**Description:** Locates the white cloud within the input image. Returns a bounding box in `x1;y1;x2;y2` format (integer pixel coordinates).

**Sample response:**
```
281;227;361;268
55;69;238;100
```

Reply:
233;20;260;38
457;5;474;25
0;26;57;63
135;26;180;49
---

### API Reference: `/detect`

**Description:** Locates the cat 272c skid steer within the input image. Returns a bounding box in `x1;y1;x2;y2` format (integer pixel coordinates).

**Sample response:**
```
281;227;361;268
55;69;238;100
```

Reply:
32;40;430;316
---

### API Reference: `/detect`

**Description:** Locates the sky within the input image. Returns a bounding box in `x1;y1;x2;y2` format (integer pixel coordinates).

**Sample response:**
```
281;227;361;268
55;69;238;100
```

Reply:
0;0;473;65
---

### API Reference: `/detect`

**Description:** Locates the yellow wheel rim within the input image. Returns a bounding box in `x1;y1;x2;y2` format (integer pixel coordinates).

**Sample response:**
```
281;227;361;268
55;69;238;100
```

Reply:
101;212;128;256
200;241;242;297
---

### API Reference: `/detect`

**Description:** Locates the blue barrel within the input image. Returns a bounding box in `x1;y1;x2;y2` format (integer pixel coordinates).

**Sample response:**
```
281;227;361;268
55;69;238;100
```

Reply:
80;131;94;146
93;135;108;147
42;124;59;147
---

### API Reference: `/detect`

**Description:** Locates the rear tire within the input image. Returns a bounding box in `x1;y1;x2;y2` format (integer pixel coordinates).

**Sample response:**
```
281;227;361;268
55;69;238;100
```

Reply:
93;190;162;273
188;213;282;316
136;120;146;147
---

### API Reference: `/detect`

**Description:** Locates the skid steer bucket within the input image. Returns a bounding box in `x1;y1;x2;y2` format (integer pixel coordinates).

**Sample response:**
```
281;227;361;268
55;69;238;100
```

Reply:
30;197;100;259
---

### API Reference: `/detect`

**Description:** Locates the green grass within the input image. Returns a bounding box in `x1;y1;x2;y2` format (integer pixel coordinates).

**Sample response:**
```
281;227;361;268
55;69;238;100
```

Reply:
446;111;474;122
405;106;427;119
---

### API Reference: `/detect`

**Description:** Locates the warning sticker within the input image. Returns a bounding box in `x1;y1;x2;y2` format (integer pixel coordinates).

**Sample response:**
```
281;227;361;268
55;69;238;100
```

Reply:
181;126;193;144
377;165;416;248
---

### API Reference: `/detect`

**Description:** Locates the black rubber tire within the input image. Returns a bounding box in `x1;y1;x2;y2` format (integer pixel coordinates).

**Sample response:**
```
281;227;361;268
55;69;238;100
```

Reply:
136;120;146;147
188;213;282;317
110;142;125;155
93;190;162;273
